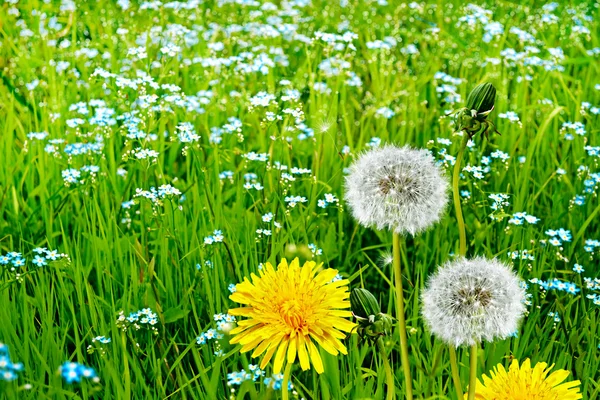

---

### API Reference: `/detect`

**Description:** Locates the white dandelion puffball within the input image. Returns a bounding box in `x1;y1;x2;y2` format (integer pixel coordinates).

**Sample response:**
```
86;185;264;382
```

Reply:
421;257;526;347
344;145;449;235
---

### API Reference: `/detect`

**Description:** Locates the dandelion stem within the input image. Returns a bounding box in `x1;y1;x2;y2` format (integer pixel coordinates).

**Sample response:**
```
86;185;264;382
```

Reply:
453;136;469;257
451;136;469;399
282;362;292;400
376;337;396;400
393;233;413;400
468;344;478;400
448;346;464;400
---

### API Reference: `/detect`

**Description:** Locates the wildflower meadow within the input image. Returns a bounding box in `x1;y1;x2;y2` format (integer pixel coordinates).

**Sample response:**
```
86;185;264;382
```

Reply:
1;0;599;399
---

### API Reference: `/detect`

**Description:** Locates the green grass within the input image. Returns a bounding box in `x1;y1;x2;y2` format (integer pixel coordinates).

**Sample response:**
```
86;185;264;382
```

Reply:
0;0;599;399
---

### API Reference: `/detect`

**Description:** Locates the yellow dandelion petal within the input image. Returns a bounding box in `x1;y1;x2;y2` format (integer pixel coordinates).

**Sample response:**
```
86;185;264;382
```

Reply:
260;335;283;369
307;339;324;374
330;278;350;288
327;328;347;340
240;335;264;353
228;306;253;316
273;339;289;374
260;345;277;370
297;334;310;370
287;335;297;364
251;338;272;358
546;369;571;385
228;257;356;374
309;332;338;356
328;310;353;318
300;261;314;282
314;268;339;285
470;358;583;400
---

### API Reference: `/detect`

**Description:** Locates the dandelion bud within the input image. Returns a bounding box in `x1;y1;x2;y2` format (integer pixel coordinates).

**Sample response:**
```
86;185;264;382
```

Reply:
351;288;394;341
453;82;499;139
350;288;381;319
466;82;496;120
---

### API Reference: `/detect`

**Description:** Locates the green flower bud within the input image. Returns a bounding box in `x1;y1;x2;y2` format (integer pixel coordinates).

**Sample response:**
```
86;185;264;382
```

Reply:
466;82;496;121
451;82;500;139
350;288;381;319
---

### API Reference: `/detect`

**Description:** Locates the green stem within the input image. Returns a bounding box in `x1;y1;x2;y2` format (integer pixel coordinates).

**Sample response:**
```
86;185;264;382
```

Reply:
453;137;469;257
393;233;413;400
281;362;292;400
467;344;478;400
376;337;396;400
121;331;131;399
448;346;464;400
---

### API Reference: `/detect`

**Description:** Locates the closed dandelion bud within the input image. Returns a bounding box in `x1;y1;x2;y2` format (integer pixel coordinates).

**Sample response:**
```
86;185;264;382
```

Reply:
452;82;500;139
466;82;496;120
350;288;381;319
351;288;395;341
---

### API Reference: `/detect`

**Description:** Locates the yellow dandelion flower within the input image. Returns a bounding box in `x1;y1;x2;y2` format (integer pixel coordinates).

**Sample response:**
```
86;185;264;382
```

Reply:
471;358;582;400
228;258;356;374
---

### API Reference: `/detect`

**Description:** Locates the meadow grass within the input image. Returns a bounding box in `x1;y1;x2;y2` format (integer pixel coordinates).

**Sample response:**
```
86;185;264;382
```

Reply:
0;0;599;398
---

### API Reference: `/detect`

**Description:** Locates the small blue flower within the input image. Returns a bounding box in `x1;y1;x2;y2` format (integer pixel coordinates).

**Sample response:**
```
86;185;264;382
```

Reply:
11;258;25;268
573;195;586;206
60;362;97;384
32;255;47;267
0;343;23;382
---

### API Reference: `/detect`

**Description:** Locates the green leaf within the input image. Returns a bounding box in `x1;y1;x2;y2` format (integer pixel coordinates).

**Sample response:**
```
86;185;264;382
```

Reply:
163;306;190;324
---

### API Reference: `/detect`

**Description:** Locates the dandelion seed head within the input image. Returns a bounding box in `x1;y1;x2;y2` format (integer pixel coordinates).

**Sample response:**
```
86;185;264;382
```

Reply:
344;145;449;235
421;257;526;347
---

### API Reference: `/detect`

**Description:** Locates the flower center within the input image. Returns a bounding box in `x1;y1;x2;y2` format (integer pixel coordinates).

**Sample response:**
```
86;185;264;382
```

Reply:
378;172;417;197
454;286;493;311
279;298;309;334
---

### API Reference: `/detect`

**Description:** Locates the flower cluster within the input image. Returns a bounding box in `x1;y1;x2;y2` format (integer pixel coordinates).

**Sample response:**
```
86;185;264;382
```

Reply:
226;365;264;386
317;193;339;208
0;247;68;272
0;343;23;382
59;362;99;384
544;228;572;247
87;336;112;355
204;230;224;245
529;278;580;295
264;373;293;391
116;308;159;334
196;328;223;345
196;313;236;349
584;239;600;254
508;249;535;261
508;212;540;225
